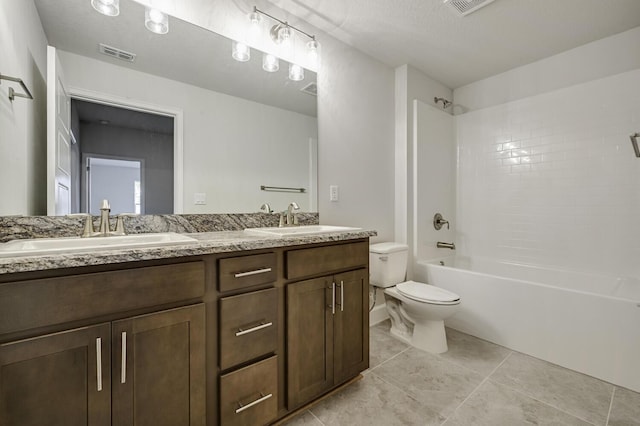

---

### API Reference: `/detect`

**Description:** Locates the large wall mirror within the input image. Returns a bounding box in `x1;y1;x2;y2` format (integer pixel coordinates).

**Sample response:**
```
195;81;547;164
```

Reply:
34;0;318;216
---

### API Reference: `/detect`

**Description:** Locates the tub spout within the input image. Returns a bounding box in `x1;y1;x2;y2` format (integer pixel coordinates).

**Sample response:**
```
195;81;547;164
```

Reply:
437;241;456;250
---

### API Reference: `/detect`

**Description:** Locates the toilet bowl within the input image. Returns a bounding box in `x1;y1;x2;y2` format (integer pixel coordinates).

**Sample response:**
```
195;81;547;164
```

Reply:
370;243;460;353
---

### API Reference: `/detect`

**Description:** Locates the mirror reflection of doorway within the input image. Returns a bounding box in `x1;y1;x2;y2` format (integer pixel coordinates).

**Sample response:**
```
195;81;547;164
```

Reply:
84;156;143;215
71;99;174;214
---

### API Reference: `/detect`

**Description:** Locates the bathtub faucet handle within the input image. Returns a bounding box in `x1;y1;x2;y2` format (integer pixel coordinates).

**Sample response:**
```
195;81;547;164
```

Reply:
433;213;450;230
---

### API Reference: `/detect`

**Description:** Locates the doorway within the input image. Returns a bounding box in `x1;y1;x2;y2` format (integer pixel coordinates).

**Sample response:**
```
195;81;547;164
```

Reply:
71;98;175;214
83;155;143;215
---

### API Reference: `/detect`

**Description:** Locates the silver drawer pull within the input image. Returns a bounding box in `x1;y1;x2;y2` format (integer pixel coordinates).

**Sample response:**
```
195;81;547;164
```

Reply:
234;268;272;278
235;393;273;414
96;337;103;392
121;332;127;384
235;321;273;337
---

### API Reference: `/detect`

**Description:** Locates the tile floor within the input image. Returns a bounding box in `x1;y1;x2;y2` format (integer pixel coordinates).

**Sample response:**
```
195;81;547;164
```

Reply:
283;321;640;426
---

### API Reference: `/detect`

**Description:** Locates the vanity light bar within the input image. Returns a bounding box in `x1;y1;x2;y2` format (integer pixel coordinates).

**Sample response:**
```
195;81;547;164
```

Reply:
251;6;317;43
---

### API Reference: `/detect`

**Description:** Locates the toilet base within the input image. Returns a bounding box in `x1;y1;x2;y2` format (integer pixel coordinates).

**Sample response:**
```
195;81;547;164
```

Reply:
412;320;448;354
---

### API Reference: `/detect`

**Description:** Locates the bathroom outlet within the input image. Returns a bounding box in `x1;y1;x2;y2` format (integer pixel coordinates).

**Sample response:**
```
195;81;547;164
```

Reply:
330;185;339;202
194;193;206;205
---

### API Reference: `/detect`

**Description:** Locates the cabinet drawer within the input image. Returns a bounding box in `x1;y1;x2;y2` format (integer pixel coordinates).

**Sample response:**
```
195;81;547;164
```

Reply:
220;356;278;426
218;253;277;292
286;241;368;280
0;262;205;336
219;288;278;370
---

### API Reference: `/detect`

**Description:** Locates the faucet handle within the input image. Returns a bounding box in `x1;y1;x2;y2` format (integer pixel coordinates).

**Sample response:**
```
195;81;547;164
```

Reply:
113;213;138;236
100;199;110;210
67;213;95;238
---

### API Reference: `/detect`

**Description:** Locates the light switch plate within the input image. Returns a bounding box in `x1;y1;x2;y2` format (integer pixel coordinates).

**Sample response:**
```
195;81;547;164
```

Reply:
330;185;339;202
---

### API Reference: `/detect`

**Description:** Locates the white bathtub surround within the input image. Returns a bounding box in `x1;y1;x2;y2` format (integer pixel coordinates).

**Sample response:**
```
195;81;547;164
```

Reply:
456;68;640;279
415;258;640;393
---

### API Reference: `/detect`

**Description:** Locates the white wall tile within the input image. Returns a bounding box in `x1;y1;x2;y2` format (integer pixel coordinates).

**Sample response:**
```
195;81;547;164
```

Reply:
456;69;640;278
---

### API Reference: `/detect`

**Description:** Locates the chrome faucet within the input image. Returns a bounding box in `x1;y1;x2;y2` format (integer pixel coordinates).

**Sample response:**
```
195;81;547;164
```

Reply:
286;202;300;226
437;241;456;250
68;199;130;237
260;203;273;214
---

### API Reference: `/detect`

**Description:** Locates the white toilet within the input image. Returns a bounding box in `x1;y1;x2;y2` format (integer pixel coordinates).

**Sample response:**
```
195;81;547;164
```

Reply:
370;242;460;353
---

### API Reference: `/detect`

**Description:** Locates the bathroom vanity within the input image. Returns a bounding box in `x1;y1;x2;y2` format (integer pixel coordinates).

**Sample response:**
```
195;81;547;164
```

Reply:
0;228;374;426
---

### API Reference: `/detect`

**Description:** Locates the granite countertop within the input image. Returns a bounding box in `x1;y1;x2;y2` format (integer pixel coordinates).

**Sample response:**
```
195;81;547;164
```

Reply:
0;229;377;275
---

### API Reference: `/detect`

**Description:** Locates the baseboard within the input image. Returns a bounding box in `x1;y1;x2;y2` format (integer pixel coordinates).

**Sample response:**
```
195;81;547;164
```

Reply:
369;303;388;326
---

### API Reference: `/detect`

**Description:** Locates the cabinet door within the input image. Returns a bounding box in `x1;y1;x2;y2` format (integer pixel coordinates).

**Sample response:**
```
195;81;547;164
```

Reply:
112;304;205;426
0;323;111;426
334;269;369;384
287;277;334;408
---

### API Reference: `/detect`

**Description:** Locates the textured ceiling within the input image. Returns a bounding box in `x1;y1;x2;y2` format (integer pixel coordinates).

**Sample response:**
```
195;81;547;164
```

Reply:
268;0;640;88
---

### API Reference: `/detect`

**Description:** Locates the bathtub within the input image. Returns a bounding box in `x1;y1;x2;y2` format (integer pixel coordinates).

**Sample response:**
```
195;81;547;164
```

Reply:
414;256;640;393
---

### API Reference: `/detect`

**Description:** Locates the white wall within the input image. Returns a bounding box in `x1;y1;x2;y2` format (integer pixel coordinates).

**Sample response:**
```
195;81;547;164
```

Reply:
414;101;455;262
454;26;640;112
456;68;640;278
0;0;48;215
59;51;317;214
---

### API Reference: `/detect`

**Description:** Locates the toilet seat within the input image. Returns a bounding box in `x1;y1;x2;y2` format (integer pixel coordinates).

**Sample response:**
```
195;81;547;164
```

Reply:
396;281;460;305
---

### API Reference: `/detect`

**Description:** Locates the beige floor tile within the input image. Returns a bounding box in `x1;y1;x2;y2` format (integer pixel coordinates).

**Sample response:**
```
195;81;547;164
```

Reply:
369;323;410;368
490;352;613;425
309;373;444;426
445;380;592;426
438;328;512;376
281;410;323;426
608;386;640;426
371;347;484;418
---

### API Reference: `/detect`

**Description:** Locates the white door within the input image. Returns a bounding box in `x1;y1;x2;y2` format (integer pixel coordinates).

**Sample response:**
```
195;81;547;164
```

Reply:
47;46;72;216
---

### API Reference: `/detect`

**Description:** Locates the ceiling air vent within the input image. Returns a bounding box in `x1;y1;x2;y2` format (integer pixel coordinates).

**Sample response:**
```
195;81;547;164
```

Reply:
99;43;136;62
301;82;317;97
444;0;496;16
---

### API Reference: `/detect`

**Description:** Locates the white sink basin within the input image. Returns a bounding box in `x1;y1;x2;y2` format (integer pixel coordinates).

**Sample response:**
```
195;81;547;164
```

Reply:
0;232;198;258
244;225;361;237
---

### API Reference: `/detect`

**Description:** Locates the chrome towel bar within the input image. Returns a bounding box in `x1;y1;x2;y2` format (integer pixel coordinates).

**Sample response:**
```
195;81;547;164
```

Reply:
0;73;34;101
260;185;306;193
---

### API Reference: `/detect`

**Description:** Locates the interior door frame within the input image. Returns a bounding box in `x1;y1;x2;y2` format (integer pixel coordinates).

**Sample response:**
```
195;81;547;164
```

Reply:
67;87;184;213
82;153;145;215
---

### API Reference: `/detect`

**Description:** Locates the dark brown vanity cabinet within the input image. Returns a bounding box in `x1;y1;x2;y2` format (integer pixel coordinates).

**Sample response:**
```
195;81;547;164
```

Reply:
0;262;206;426
286;243;370;409
217;253;279;426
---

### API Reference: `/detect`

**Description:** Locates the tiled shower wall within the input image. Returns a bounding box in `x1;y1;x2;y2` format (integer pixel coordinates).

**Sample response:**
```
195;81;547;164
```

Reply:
456;69;640;278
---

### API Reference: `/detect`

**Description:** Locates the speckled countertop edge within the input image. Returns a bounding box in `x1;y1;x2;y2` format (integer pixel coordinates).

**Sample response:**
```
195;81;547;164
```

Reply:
0;230;377;275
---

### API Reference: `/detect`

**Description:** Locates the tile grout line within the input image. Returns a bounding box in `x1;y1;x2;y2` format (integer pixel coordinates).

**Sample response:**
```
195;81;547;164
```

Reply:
605;387;616;426
367;345;412;374
485;377;601;426
307;409;325;426
440;350;515;425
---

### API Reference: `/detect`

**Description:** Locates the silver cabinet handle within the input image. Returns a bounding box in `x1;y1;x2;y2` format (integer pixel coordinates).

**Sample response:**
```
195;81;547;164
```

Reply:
121;332;127;384
235;321;273;337
234;268;272;278
340;280;344;312
332;282;336;315
96;337;102;392
235;393;273;414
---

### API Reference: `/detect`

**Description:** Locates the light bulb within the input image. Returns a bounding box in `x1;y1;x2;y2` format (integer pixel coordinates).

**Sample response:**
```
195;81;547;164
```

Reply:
145;7;169;34
91;0;119;16
306;38;319;66
262;54;279;72
278;25;292;44
289;63;304;81
232;41;250;62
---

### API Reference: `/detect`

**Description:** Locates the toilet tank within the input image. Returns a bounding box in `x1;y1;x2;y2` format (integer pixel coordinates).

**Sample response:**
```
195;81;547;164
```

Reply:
369;242;409;287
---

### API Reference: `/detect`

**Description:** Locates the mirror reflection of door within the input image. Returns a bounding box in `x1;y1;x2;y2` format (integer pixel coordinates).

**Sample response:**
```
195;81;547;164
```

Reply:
71;99;174;214
84;156;143;215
